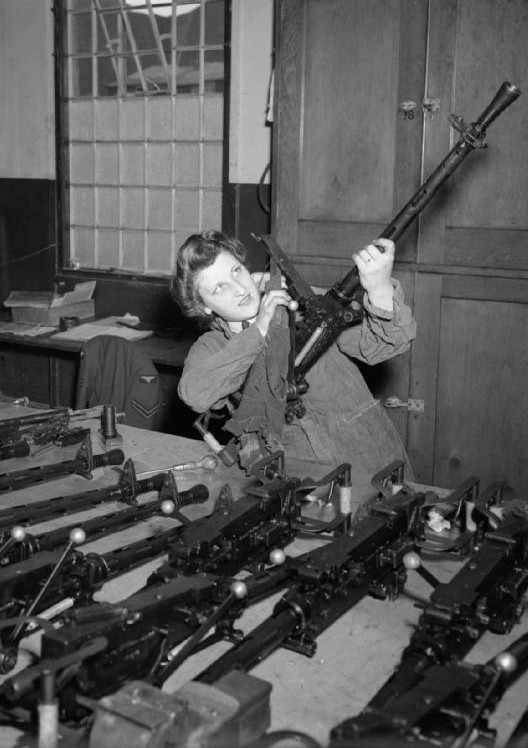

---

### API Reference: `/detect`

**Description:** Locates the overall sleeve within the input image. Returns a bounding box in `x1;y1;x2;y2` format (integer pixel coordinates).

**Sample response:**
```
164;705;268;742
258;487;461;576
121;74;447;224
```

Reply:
336;279;417;365
178;325;266;413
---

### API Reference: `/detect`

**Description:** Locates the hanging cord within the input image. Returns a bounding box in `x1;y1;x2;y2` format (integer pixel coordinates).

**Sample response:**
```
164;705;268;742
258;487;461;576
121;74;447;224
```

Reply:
0;244;56;267
257;161;272;215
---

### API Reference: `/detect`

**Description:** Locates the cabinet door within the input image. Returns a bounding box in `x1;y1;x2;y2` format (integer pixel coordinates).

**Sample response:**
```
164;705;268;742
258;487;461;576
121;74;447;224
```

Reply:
273;0;429;443
409;0;528;495
273;0;528;495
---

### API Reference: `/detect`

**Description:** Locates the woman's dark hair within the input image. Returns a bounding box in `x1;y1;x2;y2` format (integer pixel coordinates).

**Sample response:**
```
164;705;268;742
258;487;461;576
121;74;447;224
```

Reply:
170;230;247;328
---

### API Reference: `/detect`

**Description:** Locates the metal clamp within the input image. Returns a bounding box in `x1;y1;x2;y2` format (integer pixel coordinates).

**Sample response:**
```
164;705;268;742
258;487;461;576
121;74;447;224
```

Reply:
384;397;424;412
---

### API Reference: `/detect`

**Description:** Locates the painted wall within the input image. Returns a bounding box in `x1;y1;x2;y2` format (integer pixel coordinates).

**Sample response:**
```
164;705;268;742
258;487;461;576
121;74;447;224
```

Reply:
0;0;273;186
0;0;274;307
230;0;273;186
0;0;55;179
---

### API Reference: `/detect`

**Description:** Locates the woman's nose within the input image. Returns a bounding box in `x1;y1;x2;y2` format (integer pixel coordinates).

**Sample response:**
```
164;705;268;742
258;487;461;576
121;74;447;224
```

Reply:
232;280;246;296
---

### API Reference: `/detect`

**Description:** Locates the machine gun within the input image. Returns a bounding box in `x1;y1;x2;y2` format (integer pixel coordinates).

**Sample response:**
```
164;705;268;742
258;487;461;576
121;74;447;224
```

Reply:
0;465;490;742
149;453;353;583
0;479;209;673
0;456;313;719
0;466;205;566
0;406;106;459
52;472;436;748
0;432;124;494
256;82;520;411
0;458;167;531
329;630;528;748
186;480;432;685
353;501;528;716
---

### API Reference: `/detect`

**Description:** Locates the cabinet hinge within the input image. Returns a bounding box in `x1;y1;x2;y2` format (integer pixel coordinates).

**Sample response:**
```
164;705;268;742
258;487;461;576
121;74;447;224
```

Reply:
384;397;424;412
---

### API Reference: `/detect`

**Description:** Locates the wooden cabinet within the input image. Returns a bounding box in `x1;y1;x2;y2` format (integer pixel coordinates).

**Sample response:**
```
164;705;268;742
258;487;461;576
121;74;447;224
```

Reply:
272;0;528;495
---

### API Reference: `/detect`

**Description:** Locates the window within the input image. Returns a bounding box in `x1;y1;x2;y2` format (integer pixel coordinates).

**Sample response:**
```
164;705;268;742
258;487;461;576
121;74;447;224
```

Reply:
59;0;227;275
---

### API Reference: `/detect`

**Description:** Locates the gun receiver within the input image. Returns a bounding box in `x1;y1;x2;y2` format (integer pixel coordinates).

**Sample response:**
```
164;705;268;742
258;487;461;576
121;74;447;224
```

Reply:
194;482;428;685
0;406;105;454
0;433;124;494
0;458;167;531
0;466;312;717
330;630;528;748
362;505;528;713
0;469;206;566
0;480;208;673
259;82;521;396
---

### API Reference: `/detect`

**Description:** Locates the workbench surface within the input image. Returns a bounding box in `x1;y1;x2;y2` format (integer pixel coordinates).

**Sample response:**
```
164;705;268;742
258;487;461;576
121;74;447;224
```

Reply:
0;402;526;747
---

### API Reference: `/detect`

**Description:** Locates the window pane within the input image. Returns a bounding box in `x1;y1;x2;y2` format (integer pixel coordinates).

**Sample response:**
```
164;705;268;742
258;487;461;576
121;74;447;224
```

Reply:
128;9;172;52
204;0;224;45
204;49;223;94
176;50;199;94
176;4;200;46
70;57;93;97
97;11;122;54
70;0;92;10
70;13;92;54
97;55;122;96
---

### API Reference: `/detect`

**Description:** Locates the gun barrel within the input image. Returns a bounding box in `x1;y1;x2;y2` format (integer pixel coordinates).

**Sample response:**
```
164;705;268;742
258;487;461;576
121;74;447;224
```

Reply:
335;82;520;301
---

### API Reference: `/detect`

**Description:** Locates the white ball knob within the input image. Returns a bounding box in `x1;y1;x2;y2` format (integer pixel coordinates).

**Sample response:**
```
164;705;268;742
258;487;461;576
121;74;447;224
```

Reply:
496;652;517;673
230;581;248;599
161;499;175;515
70;528;86;545
269;548;286;565
11;526;26;542
403;551;421;570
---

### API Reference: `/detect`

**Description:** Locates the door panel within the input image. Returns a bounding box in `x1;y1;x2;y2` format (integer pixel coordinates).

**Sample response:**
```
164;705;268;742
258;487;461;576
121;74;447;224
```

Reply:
273;0;428;263
274;0;528;495
435;297;528;495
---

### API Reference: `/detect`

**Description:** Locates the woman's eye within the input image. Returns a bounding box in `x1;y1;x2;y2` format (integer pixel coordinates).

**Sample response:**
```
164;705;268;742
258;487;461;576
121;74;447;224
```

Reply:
233;265;241;275
212;283;224;295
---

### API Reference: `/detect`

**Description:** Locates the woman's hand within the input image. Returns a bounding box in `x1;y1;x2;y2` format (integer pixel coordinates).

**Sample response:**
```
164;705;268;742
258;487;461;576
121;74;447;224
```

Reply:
353;238;395;311
255;289;297;337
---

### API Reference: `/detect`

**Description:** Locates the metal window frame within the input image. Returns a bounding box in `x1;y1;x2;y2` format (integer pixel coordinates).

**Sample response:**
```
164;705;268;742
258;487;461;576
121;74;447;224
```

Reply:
54;0;231;278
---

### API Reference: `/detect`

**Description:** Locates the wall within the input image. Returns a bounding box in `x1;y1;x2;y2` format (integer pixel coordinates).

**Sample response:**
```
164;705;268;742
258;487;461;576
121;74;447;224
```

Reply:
0;0;57;301
225;0;274;269
0;0;274;306
0;0;56;179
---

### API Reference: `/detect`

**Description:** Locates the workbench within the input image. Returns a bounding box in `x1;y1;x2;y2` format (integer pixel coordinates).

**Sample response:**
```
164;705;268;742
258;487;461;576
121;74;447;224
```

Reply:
0;403;526;748
0;330;196;433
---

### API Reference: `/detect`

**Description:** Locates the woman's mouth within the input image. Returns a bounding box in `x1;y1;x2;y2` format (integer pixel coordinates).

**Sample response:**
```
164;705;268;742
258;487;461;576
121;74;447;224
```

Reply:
238;294;251;306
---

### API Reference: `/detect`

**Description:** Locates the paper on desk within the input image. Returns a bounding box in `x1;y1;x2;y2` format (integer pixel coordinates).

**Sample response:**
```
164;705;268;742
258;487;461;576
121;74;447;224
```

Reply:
0;321;57;336
51;322;153;342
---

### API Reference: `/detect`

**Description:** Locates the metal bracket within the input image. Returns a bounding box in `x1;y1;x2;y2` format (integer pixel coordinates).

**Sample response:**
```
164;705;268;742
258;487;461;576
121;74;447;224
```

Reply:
384;397;424;412
422;97;441;117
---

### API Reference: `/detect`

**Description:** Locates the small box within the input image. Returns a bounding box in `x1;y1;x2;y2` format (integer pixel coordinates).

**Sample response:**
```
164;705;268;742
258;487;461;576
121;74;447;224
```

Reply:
9;300;95;326
4;282;96;327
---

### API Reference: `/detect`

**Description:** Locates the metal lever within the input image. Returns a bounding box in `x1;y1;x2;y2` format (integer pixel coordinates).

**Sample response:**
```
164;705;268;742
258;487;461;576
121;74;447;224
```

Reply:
137;453;218;479
9;528;87;645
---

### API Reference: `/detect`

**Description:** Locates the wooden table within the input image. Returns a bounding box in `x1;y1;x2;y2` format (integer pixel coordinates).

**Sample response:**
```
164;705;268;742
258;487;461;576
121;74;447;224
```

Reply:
0;404;526;747
0;330;195;408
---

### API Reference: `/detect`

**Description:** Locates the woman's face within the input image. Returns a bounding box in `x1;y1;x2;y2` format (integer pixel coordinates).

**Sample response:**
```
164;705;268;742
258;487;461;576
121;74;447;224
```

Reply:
196;250;261;324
